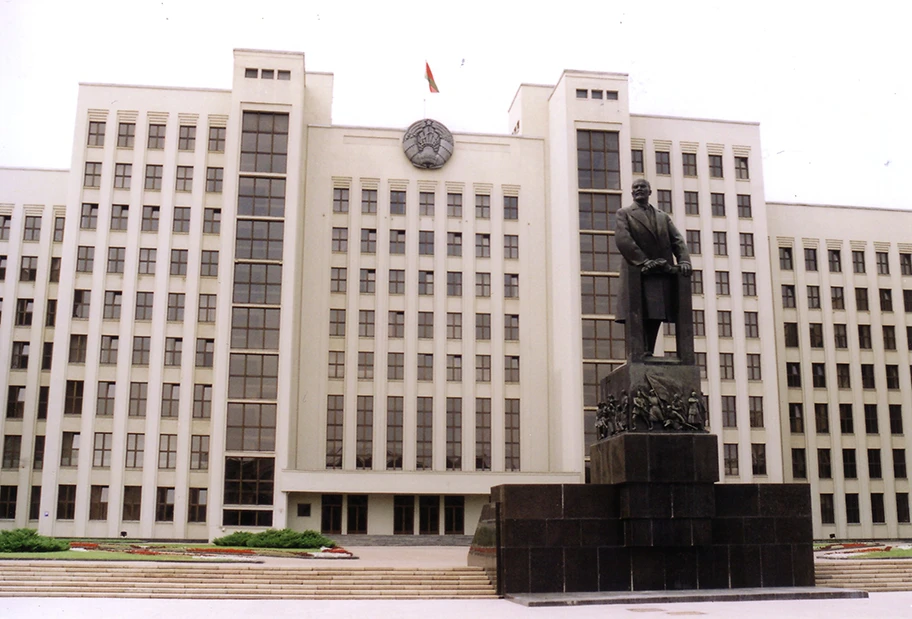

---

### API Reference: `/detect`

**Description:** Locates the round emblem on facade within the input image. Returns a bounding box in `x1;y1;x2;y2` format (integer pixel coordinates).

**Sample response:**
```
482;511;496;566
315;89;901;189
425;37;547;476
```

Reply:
402;118;454;169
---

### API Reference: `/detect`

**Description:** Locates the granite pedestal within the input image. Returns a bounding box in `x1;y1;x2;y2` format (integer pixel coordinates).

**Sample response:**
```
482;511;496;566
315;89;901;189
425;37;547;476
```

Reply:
469;432;815;595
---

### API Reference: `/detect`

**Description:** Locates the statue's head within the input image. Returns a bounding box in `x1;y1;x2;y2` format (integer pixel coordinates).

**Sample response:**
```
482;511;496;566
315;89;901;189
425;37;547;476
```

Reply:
631;179;652;204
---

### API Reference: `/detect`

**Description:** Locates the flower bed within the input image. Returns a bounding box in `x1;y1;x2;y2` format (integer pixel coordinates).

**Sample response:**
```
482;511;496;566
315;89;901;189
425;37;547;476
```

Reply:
186;547;255;555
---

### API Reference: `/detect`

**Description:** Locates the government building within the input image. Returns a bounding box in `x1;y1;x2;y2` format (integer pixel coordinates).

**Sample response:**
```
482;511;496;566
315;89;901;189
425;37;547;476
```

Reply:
0;49;909;541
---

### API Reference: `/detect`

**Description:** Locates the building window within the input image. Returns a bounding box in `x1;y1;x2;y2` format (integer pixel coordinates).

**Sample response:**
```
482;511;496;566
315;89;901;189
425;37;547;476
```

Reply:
735;156;749;179
844;494;860;524
190;383;212;419
655;151;670;175
22;215;41;241
681;152;697;176
746;354;761;380
828;249;842;272
880;288;893;312
890;405;904;434
884;325;897;350
188;488;208;523
447;192;462;217
208;125;226;152
204;166;224;193
736;195;752;218
782;285;796;308
156;487;175;522
389;190;406;215
203;208;221;234
713;232;728;256
158;434;178;469
19;256;37;282
779;247;793;270
738;233;754;258
820;494;835;524
174;166;193;191
141;205;160;232
809;322;824;348
52;216;65;241
92;432;113;468
721;396;737;427
148;124;166;149
117;122;135;147
850;250;865;274
744;312;759;338
475;194;490;219
886;364;900;389
444;312;462;340
325;395;344;469
445;398;463;470
818;448;832;477
876;251;890;275
354;396;373;469
196;338;215;367
715;271;730;295
710;193;725;217
504;273;519;298
717;311;732;337
811;362;826;388
87;120;106;146
60;432;80;466
792;448;807;479
190;435;209;470
164;337;182;366
855;287;869;311
200;250;219;277
723;444;739;475
240;111;288;174
113;163;132;189
362;189;378;214
419;191;435;216
99;335;119;364
56;485;77;520
443;354;463;382
80;202;98;230
751;444;767;475
789;403;804;433
656;189;672;213
128;383;148;418
709;154;723;178
894;449;907;478
806;285;821;309
631;149;644;174
16;298;35;325
839;403;854;433
386;352;403;380
417;353;434;381
742;271;756;296
749;397;764;428
333;188;349;213
686;230;701;254
505;314;520;341
842;448;859;479
76;245;95;272
719;353;735;380
504;195;519;220
178;125;196;151
84;162;102;188
170;249;188;275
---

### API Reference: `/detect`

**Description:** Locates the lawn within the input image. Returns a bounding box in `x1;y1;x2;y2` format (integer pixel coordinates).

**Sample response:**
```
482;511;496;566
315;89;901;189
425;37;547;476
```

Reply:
0;549;220;562
847;548;912;559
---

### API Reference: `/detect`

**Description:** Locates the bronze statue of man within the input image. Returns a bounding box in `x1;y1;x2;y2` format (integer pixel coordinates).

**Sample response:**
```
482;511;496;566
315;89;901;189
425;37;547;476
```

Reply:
615;179;692;355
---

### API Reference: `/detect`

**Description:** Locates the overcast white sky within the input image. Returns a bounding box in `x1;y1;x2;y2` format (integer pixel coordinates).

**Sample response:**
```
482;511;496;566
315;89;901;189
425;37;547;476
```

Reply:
1;0;909;209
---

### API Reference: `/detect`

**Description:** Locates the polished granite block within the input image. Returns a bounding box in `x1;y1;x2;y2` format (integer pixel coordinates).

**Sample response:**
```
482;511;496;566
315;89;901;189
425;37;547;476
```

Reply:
591;432;719;485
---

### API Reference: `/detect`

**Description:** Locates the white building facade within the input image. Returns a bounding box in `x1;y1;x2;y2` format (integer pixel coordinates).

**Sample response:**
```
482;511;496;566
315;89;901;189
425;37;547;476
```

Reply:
0;49;906;540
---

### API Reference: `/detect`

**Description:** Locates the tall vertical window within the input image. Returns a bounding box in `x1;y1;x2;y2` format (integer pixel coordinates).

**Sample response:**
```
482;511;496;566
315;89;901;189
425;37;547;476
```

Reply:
655;151;670;175
387;396;403;469
419;192;435;216
577;130;620;189
240;112;288;173
84;121;103;147
684;192;699;215
84;162;102;187
390;190;406;215
356;396;373;469
736;194;752;218
505;399;521;471
447;192;462;217
362;189;378;214
735;156;749;179
416;397;433;470
631;149;644;174
475;194;490;219
682;152;697;176
147;124;166;149
178;125;196;150
709;154;723;178
333;188;349;213
208;126;226;152
446;398;462;471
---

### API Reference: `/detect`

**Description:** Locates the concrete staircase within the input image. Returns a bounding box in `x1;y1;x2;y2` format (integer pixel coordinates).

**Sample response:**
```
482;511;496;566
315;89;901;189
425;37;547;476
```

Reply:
0;562;497;599
816;559;912;592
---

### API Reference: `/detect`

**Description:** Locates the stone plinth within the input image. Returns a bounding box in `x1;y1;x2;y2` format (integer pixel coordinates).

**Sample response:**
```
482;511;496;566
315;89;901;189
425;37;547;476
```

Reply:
469;432;815;595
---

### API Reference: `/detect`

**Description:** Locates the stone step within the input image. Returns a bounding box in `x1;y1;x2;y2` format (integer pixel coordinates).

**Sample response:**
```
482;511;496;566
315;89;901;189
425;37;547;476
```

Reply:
0;563;497;599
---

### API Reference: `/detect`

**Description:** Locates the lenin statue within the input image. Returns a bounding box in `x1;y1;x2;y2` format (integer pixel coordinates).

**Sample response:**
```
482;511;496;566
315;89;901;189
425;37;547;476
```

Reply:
614;179;692;356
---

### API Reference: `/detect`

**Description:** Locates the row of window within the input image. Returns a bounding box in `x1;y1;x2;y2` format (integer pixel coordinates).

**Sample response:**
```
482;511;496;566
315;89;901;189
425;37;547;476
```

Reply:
60;336;216;368
631;150;750;180
784;362;910;390
5;292;217;329
791;447;909;483
787;402;904;435
326;396;520;472
78;203;221;233
819;492;910;525
0;484;209;524
1;432;208;471
329;267;520;298
683;229;756;257
5;382;211;420
244;67;291;80
782;284;912;312
83;163;223;192
332;188;519;220
331;309;519;341
784;322;912;351
320;494;465;535
328;352;521;383
73;246;219;278
87;120;226;153
332;228;520;259
780;247;912;276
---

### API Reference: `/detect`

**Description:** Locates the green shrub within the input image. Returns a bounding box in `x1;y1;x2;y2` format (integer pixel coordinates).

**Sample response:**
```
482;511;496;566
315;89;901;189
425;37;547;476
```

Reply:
0;529;70;553
213;528;335;549
212;531;255;547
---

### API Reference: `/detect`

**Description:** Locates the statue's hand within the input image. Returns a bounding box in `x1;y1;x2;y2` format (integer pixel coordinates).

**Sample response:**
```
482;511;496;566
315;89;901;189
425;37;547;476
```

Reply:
641;258;665;273
678;261;692;276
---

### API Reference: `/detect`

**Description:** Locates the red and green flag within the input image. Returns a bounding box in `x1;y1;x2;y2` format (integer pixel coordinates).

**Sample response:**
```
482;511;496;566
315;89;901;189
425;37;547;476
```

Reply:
425;62;439;93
